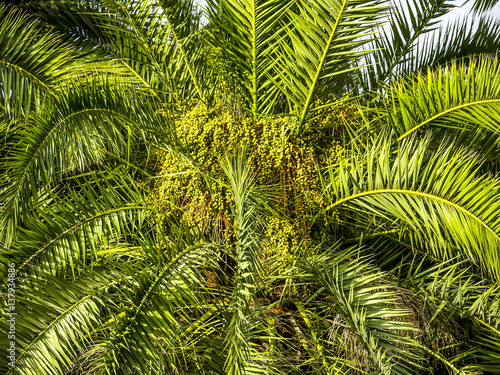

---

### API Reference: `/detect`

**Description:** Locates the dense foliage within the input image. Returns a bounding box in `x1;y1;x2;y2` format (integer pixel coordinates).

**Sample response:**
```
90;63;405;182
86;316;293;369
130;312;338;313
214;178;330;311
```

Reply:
1;0;500;374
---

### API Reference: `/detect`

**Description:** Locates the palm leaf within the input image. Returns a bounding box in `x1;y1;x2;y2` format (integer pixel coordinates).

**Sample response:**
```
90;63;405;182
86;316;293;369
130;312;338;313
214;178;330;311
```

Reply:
0;269;120;375
0;77;160;246
0;171;150;281
323;134;500;281
273;0;385;129
376;57;500;142
397;255;500;372
360;0;452;90
401;16;500;75
97;238;218;374
465;0;500;14
77;0;206;107
205;0;291;119
0;4;76;121
294;247;423;374
220;152;275;374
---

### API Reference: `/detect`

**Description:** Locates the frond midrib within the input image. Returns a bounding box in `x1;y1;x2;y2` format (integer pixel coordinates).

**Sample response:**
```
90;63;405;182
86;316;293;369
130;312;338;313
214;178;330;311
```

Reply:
297;0;349;130
396;98;500;141
15;205;152;277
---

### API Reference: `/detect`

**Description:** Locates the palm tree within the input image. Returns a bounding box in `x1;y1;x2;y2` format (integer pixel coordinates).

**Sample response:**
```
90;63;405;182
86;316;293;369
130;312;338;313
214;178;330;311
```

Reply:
1;0;500;373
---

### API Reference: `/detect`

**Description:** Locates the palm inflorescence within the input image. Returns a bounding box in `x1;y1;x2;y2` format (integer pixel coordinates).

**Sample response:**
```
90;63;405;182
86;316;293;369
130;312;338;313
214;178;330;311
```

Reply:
1;0;500;374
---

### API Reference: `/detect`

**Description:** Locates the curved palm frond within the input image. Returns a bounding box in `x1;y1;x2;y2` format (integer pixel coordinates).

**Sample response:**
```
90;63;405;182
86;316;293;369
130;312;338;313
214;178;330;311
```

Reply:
0;171;150;282
72;0;208;107
396;255;500;373
291;247;423;374
465;0;500;14
0;268;121;375
376;56;500;143
404;16;500;74
2;0;500;374
0;77;160;246
160;0;208;102
0;4;76;121
273;0;385;129
97;239;218;374
323;134;500;281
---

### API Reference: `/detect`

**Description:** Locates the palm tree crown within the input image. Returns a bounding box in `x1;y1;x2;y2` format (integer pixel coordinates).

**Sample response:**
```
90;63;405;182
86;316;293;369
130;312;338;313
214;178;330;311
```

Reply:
1;0;500;374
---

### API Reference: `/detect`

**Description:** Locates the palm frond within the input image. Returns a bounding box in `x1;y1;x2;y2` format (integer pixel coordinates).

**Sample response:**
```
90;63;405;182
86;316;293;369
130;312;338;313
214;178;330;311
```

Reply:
160;0;208;102
0;268;120;375
206;0;291;119
376;56;500;142
97;238;218;374
273;0;385;128
0;77;160;246
323;134;500;281
294;247;423;374
77;0;206;107
221;152;274;374
0;4;76;121
396;255;500;372
2;1;499;373
360;0;452;90
402;16;500;75
465;0;500;14
0;171;150;281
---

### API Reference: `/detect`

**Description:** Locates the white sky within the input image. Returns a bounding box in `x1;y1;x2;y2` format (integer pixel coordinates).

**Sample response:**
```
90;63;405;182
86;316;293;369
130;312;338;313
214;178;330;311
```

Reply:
445;0;500;19
421;0;500;48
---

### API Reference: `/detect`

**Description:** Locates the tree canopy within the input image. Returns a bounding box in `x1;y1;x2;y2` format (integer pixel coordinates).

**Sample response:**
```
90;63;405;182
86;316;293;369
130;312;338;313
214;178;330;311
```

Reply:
1;0;500;374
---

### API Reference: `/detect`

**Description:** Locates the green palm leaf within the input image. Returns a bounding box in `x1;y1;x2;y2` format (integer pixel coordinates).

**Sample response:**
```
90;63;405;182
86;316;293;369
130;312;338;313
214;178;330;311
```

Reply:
273;0;384;129
97;240;217;374
294;248;423;374
397;255;500;373
323;135;500;281
360;0;452;90
465;0;500;14
0;4;76;121
401;17;500;75
0;78;159;246
0;270;119;375
2;0;500;373
377;57;500;142
76;0;207;107
0;172;150;281
206;0;291;119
